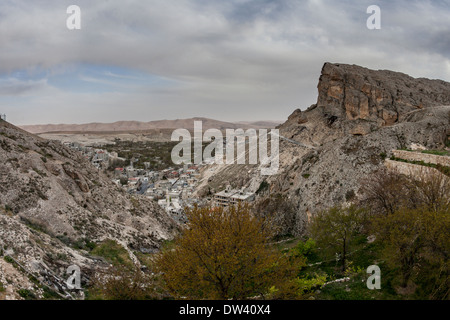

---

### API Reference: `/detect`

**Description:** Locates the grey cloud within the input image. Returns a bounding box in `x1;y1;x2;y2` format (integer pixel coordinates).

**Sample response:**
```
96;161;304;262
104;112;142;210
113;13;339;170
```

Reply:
0;0;449;125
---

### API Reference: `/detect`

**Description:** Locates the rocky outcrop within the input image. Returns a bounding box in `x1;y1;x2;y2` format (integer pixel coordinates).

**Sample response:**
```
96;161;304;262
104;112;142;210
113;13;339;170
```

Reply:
197;63;450;237
317;62;450;126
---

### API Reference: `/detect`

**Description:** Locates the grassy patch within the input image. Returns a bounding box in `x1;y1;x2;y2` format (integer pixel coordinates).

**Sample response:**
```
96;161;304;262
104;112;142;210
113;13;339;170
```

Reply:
90;239;133;268
421;150;450;157
317;271;399;300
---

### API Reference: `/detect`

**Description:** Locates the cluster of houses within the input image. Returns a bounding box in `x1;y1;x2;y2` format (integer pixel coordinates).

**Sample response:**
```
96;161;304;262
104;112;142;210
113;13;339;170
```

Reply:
114;162;256;222
114;163;205;222
64;141;257;223
63;142;125;169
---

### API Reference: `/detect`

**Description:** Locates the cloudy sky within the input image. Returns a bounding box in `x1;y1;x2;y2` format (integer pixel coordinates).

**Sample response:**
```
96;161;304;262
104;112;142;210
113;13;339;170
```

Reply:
1;0;449;125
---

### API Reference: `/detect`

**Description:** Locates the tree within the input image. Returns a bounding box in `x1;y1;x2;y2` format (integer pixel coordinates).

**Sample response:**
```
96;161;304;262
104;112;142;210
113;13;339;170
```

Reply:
360;167;450;215
405;167;450;213
359;168;410;215
308;205;366;272
155;203;303;299
372;206;449;298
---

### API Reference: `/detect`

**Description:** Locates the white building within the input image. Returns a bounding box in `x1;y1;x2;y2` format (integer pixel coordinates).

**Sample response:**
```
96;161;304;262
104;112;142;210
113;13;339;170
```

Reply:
213;186;255;208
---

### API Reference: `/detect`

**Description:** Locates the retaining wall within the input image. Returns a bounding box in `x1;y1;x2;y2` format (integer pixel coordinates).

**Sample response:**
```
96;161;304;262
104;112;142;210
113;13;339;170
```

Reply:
392;150;450;167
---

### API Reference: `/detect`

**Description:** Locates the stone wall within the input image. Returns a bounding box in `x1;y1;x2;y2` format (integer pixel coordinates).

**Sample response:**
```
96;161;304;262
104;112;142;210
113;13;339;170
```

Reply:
392;150;450;167
384;159;441;177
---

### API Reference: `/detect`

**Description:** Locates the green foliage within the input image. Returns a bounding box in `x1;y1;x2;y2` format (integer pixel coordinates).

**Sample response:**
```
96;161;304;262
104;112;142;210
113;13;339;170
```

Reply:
91;239;133;268
73;238;97;251
295;274;327;296
4;255;14;264
292;238;316;259
42;286;62;300
18;289;36;300
156;204;305;300
103;140;184;171
256;180;270;194
372;206;449;299
421;150;449;157
309;205;367;272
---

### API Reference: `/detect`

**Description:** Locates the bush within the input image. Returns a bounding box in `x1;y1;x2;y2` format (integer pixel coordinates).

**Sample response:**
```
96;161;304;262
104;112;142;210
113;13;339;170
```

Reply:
18;289;36;300
4;256;14;264
293;238;316;258
256;180;269;194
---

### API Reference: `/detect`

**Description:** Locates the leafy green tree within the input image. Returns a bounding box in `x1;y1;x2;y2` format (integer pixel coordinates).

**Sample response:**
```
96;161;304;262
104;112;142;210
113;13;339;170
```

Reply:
308;205;367;272
373;206;449;298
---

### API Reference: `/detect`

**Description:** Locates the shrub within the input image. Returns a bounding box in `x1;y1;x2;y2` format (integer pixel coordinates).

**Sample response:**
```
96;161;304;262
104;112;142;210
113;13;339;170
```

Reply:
18;289;36;300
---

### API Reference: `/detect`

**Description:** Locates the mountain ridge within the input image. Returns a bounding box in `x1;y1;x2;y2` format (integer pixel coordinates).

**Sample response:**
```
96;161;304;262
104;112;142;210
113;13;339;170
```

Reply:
19;118;282;134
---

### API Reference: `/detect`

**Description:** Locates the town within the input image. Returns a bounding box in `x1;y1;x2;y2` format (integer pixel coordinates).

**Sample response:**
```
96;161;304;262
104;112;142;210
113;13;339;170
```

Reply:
63;140;256;223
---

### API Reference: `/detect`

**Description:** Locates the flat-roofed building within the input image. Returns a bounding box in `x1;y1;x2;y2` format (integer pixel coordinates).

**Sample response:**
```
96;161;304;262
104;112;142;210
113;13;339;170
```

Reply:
213;186;255;208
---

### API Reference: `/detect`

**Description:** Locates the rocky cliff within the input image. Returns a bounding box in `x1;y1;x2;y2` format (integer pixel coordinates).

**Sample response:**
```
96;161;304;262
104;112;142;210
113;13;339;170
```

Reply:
317;63;450;125
198;63;450;235
0;120;178;299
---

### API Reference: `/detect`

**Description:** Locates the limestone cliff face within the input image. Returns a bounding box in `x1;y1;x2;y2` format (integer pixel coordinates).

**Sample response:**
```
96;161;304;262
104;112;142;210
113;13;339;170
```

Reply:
317;62;450;126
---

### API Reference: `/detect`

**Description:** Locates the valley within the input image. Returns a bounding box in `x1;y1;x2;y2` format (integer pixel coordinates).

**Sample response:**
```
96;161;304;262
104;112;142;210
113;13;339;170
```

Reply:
1;63;449;300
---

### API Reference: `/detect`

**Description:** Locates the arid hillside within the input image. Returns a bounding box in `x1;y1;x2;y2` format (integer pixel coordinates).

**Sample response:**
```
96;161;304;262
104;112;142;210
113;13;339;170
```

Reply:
0;119;179;299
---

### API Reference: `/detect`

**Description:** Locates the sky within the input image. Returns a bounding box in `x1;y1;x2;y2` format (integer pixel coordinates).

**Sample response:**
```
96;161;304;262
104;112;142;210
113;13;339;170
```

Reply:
0;0;449;126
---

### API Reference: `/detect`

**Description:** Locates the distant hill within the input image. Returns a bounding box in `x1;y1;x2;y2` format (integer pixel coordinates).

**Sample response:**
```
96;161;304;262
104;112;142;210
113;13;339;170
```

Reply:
19;118;283;134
